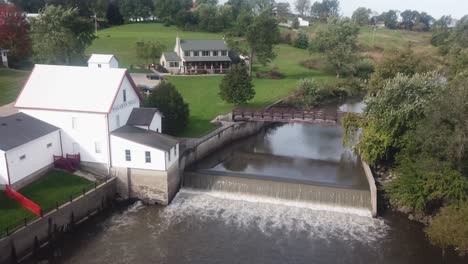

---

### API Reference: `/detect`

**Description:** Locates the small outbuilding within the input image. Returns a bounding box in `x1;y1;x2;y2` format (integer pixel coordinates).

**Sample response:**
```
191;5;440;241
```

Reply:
87;54;119;69
0;113;61;189
1;48;9;68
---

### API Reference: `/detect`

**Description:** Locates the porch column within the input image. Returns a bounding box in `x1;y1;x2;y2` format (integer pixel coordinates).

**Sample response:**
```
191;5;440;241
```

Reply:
220;63;223;74
211;63;214;74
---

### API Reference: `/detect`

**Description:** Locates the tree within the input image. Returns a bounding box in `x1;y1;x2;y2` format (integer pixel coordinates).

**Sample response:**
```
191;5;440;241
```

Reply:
106;0;124;25
276;2;290;18
196;0;218;5
414;12;433;32
135;41;165;64
294;0;310;17
154;0;192;21
251;0;276;14
310;0;339;22
294;31;309;49
400;10;419;30
175;10;198;31
368;47;436;93
120;0;153;22
219;63;255;104
431;15;452;48
315;17;359;77
382;10;398;29
232;10;279;74
30;5;94;65
0;3;31;67
344;72;444;165
225;0;252;20
352;7;371;26
10;0;45;13
145;82;189;135
292;16;299;29
426;203;468;256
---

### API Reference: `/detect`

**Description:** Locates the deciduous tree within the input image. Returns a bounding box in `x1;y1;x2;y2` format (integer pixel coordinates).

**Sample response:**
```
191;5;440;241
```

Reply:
315;17;359;77
294;0;310;17
0;3;31;67
106;0;124;25
135;41;165;64
145;82;189;135
351;7;371;26
30;5;94;65
310;0;339;22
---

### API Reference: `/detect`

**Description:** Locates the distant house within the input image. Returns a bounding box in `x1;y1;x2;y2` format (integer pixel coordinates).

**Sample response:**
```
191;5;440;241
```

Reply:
160;36;232;74
1;48;8;68
298;17;310;27
88;54;119;69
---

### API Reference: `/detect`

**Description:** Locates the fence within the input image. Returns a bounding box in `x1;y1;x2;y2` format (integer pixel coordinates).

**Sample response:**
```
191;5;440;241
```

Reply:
0;177;112;239
0;177;116;264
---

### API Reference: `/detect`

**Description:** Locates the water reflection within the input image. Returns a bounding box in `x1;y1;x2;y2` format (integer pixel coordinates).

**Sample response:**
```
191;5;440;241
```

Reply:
195;123;368;190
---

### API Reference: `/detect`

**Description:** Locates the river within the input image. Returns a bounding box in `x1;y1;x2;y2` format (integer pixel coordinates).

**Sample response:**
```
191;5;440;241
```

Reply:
39;101;467;264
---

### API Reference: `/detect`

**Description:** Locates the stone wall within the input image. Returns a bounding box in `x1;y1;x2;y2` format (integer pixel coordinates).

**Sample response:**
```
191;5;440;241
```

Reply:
361;160;378;217
112;162;181;205
0;178;117;264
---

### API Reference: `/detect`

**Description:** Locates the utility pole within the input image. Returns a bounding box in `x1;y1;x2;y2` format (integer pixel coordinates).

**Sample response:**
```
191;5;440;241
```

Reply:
94;12;98;35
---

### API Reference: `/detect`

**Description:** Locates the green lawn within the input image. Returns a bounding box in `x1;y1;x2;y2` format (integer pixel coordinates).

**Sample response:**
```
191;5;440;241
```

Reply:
0;170;94;237
168;44;334;137
0;68;29;105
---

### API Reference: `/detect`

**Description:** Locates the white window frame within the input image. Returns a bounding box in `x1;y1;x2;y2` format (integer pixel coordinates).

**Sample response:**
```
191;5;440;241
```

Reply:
19;155;26;161
95;142;102;154
72;117;78;129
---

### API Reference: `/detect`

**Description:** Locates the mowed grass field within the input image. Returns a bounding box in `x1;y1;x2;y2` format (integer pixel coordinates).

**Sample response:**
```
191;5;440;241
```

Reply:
0;170;94;237
0;68;29;105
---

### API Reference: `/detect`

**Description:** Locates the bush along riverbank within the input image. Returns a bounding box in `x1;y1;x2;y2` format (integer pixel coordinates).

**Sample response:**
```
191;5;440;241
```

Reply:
342;71;468;256
280;77;366;109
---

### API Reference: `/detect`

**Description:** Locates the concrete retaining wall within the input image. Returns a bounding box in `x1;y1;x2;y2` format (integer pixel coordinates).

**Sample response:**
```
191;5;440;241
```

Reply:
361;160;378;217
0;178;117;264
182;122;265;168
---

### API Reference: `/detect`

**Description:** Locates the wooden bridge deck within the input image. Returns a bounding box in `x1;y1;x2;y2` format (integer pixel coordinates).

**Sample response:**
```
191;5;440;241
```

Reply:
232;108;346;125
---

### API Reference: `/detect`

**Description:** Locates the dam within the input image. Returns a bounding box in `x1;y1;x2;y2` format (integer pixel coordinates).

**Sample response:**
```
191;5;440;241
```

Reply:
185;104;373;216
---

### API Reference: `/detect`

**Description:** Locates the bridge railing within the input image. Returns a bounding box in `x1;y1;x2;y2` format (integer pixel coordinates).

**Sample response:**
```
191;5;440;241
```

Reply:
232;108;346;124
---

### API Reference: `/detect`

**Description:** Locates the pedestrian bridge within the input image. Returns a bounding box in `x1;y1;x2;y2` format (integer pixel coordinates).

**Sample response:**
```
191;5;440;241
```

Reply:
232;108;347;125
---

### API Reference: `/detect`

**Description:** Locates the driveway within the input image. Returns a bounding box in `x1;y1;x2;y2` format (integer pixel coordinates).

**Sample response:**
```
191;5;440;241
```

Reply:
130;73;161;89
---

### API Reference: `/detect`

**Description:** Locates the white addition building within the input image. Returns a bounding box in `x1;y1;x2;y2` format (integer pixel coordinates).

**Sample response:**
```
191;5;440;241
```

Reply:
0;54;182;204
0;113;61;190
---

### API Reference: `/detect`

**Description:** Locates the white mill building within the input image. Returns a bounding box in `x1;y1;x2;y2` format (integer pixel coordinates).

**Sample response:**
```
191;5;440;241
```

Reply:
0;54;181;204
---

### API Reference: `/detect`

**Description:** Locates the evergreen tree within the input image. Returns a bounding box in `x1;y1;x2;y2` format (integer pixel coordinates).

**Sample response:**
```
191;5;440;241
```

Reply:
219;63;255;105
294;31;309;49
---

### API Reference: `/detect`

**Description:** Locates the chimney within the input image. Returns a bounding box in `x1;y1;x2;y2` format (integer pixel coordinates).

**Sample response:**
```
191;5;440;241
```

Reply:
175;34;181;55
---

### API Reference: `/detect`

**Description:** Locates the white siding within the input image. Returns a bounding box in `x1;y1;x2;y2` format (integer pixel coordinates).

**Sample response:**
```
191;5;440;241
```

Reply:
20;109;109;164
108;77;141;132
5;131;61;184
111;135;167;171
0;150;7;185
149;113;162;132
88;56;119;69
166;144;179;169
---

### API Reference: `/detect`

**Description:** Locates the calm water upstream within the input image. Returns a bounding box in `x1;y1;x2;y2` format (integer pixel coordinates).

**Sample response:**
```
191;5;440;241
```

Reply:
50;101;467;263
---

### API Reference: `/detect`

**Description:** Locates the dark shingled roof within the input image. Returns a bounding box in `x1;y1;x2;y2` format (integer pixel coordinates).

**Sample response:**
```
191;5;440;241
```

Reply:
162;52;181;62
180;39;228;51
111;125;178;152
0;113;60;151
184;56;232;62
126;108;160;126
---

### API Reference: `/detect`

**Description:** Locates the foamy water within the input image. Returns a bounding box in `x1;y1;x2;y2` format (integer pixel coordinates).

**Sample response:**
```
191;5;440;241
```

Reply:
155;189;388;243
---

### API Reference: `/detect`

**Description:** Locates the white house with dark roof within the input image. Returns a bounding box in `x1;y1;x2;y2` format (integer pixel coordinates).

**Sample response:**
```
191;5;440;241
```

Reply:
160;36;231;74
10;54;181;204
0;113;61;190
